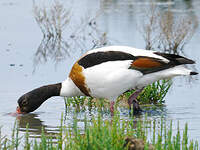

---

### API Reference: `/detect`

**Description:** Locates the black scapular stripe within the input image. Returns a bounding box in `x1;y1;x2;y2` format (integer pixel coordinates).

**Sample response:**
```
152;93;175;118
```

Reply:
78;51;135;68
154;52;195;65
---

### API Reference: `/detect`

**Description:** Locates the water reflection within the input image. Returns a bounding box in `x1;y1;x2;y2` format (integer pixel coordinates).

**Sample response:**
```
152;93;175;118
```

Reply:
33;35;70;66
16;113;59;138
15;105;168;139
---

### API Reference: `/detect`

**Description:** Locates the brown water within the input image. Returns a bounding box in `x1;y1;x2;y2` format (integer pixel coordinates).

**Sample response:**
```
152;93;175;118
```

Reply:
0;0;200;142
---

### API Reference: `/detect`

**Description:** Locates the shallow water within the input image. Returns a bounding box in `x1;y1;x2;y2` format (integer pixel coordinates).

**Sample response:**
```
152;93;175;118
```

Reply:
0;0;200;143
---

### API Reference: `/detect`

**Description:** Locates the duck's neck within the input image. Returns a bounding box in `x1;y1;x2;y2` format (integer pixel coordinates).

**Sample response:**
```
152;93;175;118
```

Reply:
28;83;62;101
30;78;81;99
28;77;82;101
41;83;62;98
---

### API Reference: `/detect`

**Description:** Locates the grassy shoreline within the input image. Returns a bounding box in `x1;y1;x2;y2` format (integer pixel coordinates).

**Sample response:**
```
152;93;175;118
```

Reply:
0;112;198;150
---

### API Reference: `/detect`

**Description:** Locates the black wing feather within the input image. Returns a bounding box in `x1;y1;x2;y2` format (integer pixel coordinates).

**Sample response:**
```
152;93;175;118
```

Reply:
78;51;135;68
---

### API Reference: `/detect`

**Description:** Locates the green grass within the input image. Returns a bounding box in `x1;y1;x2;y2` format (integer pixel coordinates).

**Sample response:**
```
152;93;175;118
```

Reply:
0;113;198;150
138;79;172;105
122;79;172;105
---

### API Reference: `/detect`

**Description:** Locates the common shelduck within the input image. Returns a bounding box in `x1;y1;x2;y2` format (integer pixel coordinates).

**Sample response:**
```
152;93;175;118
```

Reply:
16;46;198;115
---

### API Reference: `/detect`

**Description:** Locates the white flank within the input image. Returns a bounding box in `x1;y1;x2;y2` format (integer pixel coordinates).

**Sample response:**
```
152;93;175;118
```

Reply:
83;63;193;101
60;78;84;97
135;65;192;89
83;60;143;101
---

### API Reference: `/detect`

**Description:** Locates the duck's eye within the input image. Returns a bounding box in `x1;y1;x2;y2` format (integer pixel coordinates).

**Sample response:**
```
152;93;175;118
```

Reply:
22;99;28;106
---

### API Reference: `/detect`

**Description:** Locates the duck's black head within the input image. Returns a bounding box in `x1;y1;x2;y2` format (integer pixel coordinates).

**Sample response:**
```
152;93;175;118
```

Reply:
17;83;61;114
17;92;44;113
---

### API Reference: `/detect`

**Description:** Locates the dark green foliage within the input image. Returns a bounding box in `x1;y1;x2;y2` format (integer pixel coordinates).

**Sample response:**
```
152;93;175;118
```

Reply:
138;79;172;105
121;79;172;105
64;96;87;112
64;96;110;113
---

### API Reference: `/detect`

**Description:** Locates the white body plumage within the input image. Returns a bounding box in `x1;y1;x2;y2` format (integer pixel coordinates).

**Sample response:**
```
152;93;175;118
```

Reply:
60;46;194;102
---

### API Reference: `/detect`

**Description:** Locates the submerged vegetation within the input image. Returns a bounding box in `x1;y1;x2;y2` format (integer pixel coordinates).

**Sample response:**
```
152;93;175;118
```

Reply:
0;113;199;150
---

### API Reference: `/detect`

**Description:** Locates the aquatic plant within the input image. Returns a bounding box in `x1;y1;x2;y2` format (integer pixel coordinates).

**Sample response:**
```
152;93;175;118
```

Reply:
33;1;110;67
64;96;87;112
33;0;72;66
138;3;198;54
0;113;199;150
33;0;70;38
138;3;160;50
137;79;172;105
64;96;110;113
159;8;198;55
